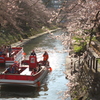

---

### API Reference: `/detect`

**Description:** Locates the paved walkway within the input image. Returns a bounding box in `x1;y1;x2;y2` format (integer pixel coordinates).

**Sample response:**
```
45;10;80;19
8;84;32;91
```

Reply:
65;56;78;76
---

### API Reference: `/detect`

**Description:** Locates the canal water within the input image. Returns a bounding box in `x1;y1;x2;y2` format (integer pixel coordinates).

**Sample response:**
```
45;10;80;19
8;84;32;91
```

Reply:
0;30;71;100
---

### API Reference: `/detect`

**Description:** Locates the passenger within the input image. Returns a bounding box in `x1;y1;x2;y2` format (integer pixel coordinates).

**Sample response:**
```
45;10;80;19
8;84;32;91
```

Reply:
31;69;37;75
0;48;3;56
36;66;40;72
30;50;36;56
6;65;16;74
2;45;7;56
43;51;49;65
12;61;20;74
7;45;12;57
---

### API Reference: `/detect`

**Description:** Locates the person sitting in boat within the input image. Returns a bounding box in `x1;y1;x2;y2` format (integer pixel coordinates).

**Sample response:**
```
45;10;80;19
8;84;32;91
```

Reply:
0;48;3;56
43;51;49;65
2;45;7;56
30;50;36;56
4;61;20;74
12;61;20;74
5;65;16;74
36;66;40;72
31;68;37;75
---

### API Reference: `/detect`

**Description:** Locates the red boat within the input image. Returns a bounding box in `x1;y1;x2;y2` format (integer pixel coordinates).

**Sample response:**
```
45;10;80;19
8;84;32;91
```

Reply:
0;47;24;66
0;54;52;87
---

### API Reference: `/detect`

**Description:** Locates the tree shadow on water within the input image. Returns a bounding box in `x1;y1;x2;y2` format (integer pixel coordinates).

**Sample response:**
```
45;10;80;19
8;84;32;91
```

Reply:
0;85;41;98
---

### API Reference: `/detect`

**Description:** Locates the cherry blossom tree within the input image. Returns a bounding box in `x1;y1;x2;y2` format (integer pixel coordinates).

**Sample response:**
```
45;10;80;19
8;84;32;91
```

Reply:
49;0;100;47
0;0;52;39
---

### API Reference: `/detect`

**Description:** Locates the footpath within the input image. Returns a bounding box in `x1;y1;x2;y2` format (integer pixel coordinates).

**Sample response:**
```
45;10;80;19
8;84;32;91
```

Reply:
65;56;79;76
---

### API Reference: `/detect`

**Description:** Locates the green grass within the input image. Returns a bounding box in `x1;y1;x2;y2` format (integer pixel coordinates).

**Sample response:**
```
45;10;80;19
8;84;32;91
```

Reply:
0;25;58;46
73;37;83;41
73;98;78;100
73;45;82;52
72;36;87;53
98;59;100;64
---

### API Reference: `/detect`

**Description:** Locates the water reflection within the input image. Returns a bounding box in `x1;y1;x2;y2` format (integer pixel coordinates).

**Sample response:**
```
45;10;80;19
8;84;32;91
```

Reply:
0;85;40;98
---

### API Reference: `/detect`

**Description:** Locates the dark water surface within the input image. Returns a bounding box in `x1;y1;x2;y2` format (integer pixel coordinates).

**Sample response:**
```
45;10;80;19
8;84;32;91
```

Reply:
0;30;71;100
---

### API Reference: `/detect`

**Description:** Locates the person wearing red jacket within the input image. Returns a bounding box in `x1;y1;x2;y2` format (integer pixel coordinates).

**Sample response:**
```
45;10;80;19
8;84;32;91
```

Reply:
43;51;49;65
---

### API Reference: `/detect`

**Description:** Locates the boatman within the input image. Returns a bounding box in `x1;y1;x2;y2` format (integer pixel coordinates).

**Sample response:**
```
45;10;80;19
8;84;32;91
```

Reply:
29;50;37;71
43;51;49;65
30;50;36;56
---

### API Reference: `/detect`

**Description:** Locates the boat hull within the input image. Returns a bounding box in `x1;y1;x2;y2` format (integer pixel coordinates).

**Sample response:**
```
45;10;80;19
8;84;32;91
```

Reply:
0;66;49;87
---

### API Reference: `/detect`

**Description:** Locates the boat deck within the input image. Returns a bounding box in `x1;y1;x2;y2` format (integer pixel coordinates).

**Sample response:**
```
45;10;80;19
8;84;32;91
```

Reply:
20;67;31;75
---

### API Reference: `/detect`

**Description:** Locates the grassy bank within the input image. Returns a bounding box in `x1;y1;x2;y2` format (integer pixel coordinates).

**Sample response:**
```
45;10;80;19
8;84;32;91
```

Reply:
0;26;58;46
11;28;61;47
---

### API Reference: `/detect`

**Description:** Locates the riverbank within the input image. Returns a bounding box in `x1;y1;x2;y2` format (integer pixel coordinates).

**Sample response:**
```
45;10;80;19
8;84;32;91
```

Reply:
11;28;61;47
65;56;83;100
65;53;93;100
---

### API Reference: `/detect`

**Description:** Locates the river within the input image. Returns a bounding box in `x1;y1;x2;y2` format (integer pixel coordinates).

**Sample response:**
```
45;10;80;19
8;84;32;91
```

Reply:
0;30;71;100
